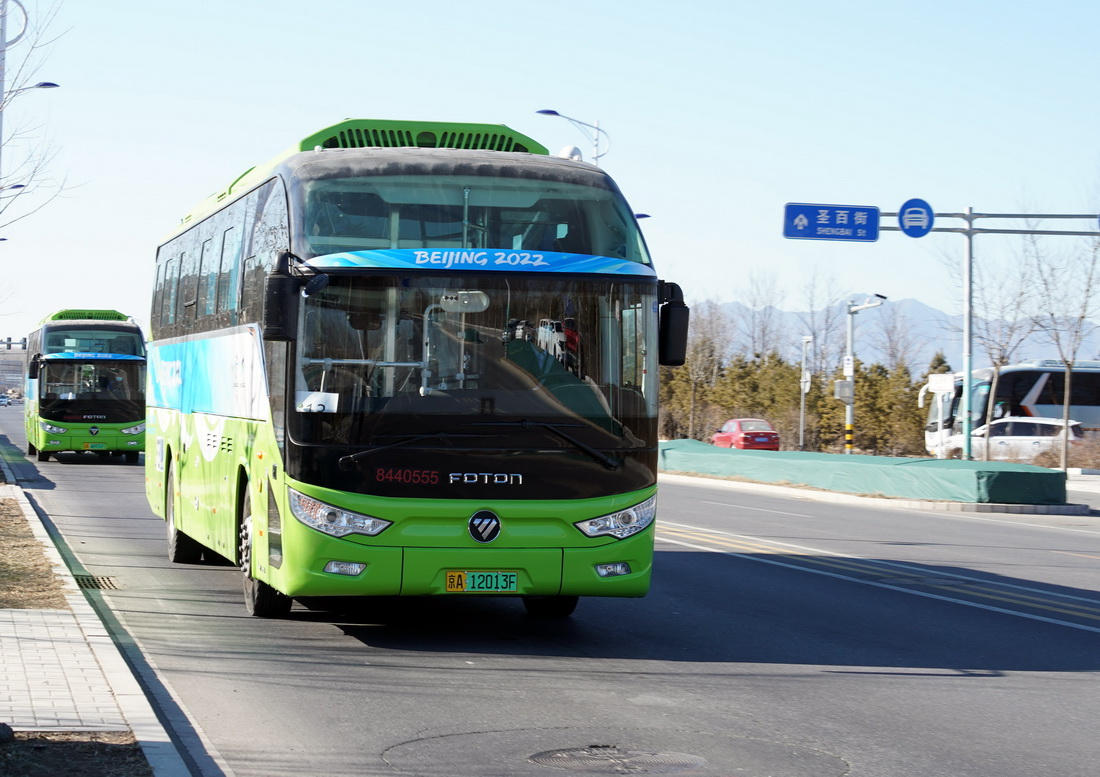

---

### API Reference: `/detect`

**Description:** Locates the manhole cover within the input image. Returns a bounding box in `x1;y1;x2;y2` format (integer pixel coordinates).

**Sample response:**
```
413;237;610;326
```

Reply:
74;575;119;590
530;744;706;773
382;726;849;776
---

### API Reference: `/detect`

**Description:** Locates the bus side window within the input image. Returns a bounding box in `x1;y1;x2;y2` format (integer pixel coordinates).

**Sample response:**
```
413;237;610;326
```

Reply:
177;249;195;322
243;181;289;322
152;261;164;329
162;257;179;326
196;237;214;320
218;224;243;313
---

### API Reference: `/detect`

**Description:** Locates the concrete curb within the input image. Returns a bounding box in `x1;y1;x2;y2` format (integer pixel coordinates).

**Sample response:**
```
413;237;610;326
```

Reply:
0;456;191;776
658;471;1092;515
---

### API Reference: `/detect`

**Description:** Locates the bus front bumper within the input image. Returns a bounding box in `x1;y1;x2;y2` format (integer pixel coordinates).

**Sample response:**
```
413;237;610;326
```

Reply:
274;528;654;599
37;433;145;453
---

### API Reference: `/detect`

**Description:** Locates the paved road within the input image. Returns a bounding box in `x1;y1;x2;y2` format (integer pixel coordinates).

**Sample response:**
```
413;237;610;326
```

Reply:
2;405;1099;777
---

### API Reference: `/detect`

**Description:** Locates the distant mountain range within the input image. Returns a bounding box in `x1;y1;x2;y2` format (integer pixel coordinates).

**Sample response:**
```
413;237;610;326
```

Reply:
716;298;1100;375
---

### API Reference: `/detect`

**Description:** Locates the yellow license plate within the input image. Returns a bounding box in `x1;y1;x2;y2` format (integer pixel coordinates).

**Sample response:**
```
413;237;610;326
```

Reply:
445;570;518;593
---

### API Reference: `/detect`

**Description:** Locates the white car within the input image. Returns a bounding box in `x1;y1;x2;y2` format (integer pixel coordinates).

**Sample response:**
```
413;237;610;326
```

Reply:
946;417;1083;461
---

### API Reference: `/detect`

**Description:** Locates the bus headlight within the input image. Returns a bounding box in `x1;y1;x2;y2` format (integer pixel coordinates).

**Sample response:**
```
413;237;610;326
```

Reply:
574;495;656;539
288;488;391;538
121;423;146;435
39;422;68;434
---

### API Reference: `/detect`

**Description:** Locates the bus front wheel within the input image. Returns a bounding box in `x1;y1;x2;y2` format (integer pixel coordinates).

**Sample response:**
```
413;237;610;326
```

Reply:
36;450;49;462
522;595;579;618
239;487;291;618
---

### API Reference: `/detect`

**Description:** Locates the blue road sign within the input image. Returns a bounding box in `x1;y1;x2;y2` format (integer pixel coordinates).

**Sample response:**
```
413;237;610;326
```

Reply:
898;198;934;237
783;203;879;242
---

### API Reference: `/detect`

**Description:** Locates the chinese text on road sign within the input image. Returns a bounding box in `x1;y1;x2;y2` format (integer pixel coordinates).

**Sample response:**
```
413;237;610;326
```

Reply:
783;203;880;242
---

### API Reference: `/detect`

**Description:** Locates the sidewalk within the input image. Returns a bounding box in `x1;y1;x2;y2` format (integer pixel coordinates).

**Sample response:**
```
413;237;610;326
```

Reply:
0;456;190;776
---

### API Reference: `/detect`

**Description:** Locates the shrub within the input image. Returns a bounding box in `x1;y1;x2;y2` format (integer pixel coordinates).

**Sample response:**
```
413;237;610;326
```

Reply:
1032;436;1100;470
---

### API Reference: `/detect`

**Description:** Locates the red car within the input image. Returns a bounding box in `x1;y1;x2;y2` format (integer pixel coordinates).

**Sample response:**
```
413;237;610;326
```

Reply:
711;418;780;450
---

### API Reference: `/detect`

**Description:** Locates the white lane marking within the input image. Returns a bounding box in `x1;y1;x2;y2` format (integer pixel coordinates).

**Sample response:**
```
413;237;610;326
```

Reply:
656;533;1100;635
700;500;814;519
660;520;1100;606
659;473;1100;536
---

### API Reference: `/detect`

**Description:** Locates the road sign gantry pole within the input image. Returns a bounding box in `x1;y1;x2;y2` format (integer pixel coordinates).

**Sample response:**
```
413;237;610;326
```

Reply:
880;210;1100;460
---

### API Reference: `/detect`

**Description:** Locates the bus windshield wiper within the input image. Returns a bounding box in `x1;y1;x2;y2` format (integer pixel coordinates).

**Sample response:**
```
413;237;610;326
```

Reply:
472;420;622;470
337;433;484;470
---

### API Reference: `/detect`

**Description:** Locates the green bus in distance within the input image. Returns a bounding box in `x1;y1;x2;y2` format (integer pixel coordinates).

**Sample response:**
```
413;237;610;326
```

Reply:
25;309;146;463
145;118;688;617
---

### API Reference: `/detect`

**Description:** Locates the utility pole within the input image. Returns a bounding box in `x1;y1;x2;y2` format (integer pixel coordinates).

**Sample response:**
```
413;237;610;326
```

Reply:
799;335;812;450
840;295;886;454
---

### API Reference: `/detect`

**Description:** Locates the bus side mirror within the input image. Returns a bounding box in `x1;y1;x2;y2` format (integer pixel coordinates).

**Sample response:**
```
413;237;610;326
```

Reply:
28;354;40;380
658;281;689;367
262;273;301;341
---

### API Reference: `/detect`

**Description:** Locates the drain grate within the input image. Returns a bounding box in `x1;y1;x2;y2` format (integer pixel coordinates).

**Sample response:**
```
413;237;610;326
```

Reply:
74;575;119;590
530;745;706;774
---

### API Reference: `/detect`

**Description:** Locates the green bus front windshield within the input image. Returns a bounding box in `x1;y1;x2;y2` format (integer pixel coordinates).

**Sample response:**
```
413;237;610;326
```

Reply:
300;174;652;262
38;361;145;422
43;327;145;356
291;274;657;448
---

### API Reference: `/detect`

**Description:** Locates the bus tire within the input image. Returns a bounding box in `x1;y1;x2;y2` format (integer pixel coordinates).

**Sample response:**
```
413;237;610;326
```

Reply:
36;450;49;462
522;595;579;618
125;451;139;464
239;486;291;618
166;460;203;564
27;441;35;455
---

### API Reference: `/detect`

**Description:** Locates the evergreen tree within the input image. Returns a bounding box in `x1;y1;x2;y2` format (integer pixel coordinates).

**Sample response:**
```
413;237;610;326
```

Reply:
925;351;952;376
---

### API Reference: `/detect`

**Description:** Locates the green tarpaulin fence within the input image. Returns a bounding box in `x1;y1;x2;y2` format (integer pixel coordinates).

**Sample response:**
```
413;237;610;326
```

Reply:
658;440;1067;504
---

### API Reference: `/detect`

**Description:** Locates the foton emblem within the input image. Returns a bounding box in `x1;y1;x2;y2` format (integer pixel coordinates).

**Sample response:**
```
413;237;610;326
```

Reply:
468;511;501;543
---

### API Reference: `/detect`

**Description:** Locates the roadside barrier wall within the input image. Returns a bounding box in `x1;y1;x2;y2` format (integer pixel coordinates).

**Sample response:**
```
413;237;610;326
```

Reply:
658;440;1067;504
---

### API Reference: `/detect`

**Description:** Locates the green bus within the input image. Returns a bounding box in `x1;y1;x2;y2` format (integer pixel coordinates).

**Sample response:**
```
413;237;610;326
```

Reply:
145;118;688;617
25;309;146;463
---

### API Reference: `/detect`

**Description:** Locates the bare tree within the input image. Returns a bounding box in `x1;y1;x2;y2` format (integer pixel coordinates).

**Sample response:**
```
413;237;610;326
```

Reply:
869;304;925;373
1028;233;1100;469
683;299;734;438
966;248;1037;459
797;269;843;375
0;0;64;232
937;228;1046;458
741;271;785;358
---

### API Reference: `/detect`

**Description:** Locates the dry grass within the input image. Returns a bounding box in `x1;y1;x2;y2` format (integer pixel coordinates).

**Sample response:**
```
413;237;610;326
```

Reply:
0;730;153;777
0;499;67;610
1032;437;1100;470
0;496;154;777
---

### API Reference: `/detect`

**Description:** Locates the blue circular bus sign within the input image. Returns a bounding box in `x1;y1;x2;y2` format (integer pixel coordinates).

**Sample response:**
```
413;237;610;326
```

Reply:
898;198;934;238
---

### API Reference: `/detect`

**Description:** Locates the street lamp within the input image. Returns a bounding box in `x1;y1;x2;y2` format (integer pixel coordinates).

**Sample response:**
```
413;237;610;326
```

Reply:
799;335;813;450
536;109;610;166
842;294;886;454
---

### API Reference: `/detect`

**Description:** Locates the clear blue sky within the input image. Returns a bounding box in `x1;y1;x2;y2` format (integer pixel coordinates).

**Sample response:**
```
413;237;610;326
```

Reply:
2;0;1098;340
